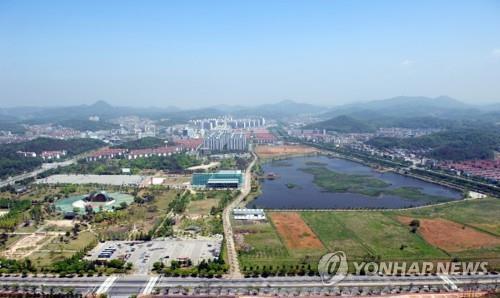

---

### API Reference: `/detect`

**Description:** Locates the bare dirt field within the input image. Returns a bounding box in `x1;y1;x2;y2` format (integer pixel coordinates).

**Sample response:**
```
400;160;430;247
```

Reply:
3;233;54;259
397;216;500;253
44;219;76;228
269;212;324;250
255;145;318;159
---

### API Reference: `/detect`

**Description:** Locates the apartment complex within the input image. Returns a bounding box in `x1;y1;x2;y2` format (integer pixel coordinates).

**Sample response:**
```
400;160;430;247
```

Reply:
203;131;247;152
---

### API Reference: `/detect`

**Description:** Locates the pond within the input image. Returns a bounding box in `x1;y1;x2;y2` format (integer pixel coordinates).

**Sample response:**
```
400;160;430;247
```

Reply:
248;156;462;209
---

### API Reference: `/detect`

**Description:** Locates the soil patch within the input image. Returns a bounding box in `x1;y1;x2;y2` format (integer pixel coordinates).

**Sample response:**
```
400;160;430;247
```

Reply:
270;212;324;250
397;216;500;252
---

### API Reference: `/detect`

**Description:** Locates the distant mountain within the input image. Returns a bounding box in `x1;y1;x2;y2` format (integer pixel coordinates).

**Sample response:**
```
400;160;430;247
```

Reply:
232;100;326;118
303;115;375;133
0;99;324;123
0;101;182;122
323;96;479;119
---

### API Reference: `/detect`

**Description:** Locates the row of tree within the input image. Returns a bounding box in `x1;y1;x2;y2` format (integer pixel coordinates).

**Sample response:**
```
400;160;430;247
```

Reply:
153;258;228;278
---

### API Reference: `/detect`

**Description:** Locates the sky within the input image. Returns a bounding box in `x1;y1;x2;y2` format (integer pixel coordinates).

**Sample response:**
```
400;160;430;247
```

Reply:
1;0;499;108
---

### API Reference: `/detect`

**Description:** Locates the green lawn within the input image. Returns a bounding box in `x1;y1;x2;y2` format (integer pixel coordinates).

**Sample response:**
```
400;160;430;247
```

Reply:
41;230;97;252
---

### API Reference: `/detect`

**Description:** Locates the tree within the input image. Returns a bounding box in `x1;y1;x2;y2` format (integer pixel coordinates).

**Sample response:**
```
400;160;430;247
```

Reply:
409;219;420;227
120;202;127;209
409;219;420;233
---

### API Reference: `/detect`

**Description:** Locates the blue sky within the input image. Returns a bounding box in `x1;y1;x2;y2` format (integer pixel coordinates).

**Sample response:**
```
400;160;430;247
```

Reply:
1;0;499;107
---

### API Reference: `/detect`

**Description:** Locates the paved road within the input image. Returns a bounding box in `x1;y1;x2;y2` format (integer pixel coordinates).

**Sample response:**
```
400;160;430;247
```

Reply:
0;158;77;188
0;274;498;297
222;152;257;279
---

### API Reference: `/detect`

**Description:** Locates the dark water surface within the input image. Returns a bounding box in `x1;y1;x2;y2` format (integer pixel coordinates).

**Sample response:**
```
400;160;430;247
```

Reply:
248;156;462;209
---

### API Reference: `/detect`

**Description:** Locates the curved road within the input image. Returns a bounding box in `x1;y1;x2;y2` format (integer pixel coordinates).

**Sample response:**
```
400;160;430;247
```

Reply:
222;152;257;279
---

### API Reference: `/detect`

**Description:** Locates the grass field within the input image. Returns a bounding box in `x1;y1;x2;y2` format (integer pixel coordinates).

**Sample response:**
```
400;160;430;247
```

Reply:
30;250;76;267
237;198;500;271
186;198;219;217
93;189;180;240
302;212;446;261
391;197;500;236
391;197;500;265
234;220;300;270
41;230;97;252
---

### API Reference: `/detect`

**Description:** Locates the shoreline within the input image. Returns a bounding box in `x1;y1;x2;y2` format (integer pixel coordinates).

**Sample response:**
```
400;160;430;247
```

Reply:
251;152;469;212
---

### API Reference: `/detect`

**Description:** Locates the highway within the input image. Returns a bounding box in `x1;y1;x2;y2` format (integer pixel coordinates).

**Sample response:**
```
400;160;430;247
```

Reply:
0;158;77;188
0;273;498;297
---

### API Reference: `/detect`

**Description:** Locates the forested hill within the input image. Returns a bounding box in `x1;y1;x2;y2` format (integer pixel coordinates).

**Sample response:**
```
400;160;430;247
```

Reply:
367;128;500;161
0;138;105;180
303;115;375;133
113;137;166;150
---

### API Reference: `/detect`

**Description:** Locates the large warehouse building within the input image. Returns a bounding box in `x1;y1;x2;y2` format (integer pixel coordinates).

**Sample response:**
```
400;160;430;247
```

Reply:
191;170;244;189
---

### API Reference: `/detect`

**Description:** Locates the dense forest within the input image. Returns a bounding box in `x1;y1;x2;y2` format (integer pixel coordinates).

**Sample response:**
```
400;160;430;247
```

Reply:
303;115;375;133
304;113;495;133
113;137;167;150
367;128;500;161
0;138;105;179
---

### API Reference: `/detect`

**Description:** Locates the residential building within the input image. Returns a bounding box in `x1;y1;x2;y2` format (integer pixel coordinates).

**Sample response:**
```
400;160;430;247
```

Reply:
203;131;247;152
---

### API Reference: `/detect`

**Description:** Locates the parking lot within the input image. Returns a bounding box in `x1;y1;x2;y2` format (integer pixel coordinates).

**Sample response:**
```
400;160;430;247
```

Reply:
86;238;222;274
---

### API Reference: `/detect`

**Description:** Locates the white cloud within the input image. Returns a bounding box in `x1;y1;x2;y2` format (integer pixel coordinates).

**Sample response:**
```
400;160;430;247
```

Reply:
400;59;415;67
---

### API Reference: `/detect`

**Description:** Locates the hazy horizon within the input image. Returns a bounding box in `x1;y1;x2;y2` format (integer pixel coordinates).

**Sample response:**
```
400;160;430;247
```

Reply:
2;95;499;111
1;1;500;108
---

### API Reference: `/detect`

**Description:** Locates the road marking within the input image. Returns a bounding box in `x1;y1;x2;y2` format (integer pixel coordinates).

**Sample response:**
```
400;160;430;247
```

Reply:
142;276;159;295
439;274;458;290
96;276;117;294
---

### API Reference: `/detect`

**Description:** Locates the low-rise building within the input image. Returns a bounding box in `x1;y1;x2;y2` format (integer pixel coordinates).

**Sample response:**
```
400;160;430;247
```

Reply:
40;150;67;160
127;146;179;159
191;170;243;189
16;151;37;158
233;208;266;220
86;148;127;161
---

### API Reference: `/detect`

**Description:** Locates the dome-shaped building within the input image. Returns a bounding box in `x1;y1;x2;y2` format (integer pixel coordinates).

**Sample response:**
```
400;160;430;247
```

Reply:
84;191;113;202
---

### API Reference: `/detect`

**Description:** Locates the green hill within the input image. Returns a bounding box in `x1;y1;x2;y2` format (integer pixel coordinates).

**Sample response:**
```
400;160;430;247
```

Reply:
114;137;166;150
367;128;500;161
303;115;375;133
